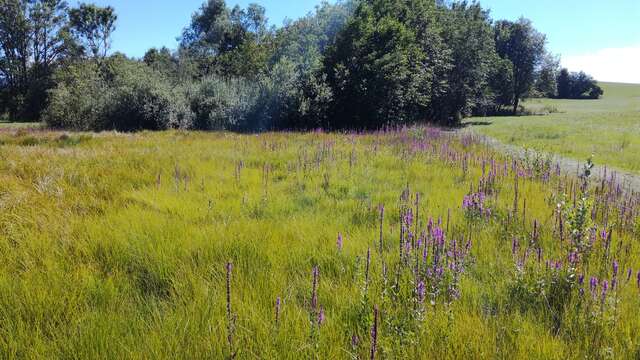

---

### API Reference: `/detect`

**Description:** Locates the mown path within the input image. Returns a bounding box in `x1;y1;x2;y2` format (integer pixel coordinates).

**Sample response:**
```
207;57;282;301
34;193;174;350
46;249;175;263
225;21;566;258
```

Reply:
467;131;640;194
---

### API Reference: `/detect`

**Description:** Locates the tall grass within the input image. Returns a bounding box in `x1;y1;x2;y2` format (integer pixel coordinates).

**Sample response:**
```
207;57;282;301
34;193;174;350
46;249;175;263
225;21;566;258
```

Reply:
0;127;638;358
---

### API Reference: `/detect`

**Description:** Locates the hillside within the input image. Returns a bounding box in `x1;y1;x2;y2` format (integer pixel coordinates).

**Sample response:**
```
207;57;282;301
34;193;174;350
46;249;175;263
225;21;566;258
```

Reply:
468;82;640;173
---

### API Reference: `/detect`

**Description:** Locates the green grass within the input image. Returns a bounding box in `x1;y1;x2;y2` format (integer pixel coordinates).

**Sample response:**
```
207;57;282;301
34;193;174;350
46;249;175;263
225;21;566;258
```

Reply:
0;129;638;358
0;121;43;129
468;82;640;173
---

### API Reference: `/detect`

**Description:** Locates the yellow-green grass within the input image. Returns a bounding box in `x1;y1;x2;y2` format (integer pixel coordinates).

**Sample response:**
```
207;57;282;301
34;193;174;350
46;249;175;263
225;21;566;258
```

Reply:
0;129;638;358
0;122;43;129
468;82;640;173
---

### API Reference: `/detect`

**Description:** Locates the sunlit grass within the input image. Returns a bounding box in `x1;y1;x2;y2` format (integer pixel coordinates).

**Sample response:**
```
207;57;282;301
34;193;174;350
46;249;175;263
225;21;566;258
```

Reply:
468;82;640;173
0;128;638;358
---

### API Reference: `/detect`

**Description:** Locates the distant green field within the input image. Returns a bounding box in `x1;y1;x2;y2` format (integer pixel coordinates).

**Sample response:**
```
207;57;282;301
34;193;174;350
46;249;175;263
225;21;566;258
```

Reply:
468;82;640;173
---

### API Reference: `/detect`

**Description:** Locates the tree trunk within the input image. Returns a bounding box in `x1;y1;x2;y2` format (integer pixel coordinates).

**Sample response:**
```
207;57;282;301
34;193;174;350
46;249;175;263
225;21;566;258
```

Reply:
512;96;519;115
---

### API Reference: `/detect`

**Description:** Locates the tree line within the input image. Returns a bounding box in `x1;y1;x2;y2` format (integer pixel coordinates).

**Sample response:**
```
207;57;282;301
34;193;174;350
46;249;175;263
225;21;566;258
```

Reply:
0;0;604;131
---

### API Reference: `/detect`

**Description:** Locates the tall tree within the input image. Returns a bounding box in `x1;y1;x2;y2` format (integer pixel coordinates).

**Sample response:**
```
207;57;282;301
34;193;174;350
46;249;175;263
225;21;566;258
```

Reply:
556;68;603;99
535;53;560;98
179;0;271;77
432;1;496;123
69;3;117;58
494;18;546;114
556;68;571;99
323;0;450;129
0;0;74;120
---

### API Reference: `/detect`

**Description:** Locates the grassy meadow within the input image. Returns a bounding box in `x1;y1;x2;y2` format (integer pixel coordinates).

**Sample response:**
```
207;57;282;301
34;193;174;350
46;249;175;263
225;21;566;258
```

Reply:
0;127;639;358
468;82;640;173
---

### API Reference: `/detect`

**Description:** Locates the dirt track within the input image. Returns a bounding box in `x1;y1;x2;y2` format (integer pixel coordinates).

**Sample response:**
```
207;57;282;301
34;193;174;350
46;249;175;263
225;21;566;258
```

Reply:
474;133;640;194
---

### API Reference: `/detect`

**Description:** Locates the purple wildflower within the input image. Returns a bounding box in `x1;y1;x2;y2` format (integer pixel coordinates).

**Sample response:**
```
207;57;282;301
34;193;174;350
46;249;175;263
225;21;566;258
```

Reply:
275;297;281;326
226;262;233;320
337;233;343;252
590;277;598;298
600;228;608;240
351;335;360;349
318;306;325;326
417;281;426;303
370;306;378;360
404;209;413;227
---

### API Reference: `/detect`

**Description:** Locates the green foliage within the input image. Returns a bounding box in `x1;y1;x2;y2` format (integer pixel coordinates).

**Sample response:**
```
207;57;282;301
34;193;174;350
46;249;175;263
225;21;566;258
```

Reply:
494;18;547;114
68;3;117;58
1;0;557;129
186;76;259;130
431;1;497;123
44;56;193;131
323;0;450;128
0;0;77;121
534;53;560;98
484;57;515;114
179;0;271;78
557;68;604;99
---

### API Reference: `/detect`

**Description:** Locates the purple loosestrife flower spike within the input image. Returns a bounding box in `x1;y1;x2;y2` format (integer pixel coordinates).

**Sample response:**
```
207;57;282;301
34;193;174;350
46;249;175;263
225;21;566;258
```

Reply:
637;270;640;289
226;262;233;320
351;335;359;349
602;280;609;302
318;306;325;326
590;277;598;297
417;281;426;303
311;266;319;312
337;233;343;252
370;306;378;360
600;228;608;240
275;297;281;326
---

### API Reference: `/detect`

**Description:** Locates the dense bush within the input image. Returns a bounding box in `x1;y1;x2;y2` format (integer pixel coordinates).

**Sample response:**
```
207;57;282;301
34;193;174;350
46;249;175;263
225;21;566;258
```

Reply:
557;68;603;99
187;76;259;131
44;57;193;131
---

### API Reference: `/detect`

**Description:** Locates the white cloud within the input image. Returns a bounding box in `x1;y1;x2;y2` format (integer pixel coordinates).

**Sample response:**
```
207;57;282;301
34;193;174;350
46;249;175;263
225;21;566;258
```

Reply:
562;45;640;84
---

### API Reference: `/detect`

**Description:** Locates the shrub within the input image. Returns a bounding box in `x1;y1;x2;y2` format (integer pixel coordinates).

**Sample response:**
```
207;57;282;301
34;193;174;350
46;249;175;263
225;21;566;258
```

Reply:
44;57;193;131
187;76;259;131
186;59;311;131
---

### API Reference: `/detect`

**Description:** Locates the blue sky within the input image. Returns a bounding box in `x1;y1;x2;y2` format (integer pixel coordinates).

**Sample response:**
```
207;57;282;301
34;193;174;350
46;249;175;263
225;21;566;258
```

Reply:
76;0;640;82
